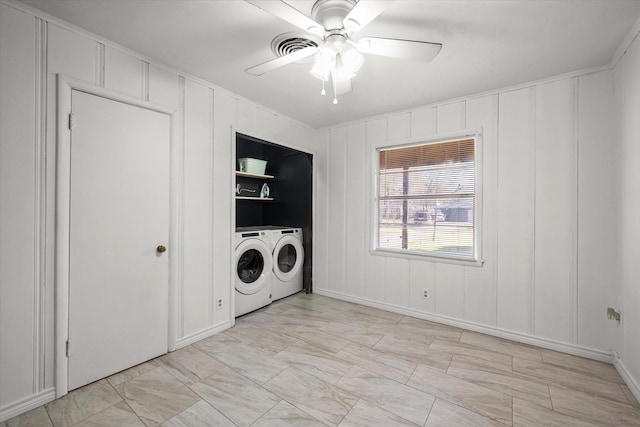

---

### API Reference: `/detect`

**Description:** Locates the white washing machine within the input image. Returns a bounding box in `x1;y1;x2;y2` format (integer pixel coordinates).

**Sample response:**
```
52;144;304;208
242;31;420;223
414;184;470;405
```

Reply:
234;228;273;317
268;227;304;301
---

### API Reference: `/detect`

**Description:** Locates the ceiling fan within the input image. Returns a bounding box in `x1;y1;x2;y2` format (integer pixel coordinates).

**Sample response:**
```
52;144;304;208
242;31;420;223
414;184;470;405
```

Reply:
244;0;442;104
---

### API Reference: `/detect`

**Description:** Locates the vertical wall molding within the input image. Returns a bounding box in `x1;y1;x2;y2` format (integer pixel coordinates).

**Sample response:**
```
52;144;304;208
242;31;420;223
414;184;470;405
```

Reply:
178;76;186;339
491;94;500;328
461;100;467;130
359;124;367;297
342;127;348;293
325;129;332;292
461;100;468;319
408;111;413;138
528;86;537;336
33;16;47;394
208;88;214;325
494;95;501;327
571;77;580;344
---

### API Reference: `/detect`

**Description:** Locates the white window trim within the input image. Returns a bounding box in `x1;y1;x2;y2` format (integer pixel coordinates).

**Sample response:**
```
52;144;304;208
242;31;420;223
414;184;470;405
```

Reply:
370;128;484;267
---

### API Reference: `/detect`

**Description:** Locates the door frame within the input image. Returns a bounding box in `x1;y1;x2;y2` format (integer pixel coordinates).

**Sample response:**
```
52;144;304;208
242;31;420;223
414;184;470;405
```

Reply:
55;75;179;397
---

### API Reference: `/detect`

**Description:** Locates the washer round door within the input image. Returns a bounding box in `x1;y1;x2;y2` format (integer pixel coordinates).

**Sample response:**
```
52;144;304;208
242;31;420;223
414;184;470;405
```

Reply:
235;238;273;295
273;235;304;282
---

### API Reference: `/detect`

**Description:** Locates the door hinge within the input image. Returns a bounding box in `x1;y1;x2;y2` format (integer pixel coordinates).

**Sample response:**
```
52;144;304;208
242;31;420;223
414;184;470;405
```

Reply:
65;340;70;357
68;113;75;130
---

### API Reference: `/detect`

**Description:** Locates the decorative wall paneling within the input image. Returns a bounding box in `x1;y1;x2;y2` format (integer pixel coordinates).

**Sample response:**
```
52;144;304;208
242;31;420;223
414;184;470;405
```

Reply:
614;28;640;403
0;1;318;420
344;124;366;298
0;3;39;408
212;91;236;335
496;87;536;335
314;129;330;297
463;95;498;327
2;0;639;418
576;71;616;352
363;118;387;303
182;79;214;337
104;46;143;98
328;127;347;296
533;79;577;344
318;71;618;365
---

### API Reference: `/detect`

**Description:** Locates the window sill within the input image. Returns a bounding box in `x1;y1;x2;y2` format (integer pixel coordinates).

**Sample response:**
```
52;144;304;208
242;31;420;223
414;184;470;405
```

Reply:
370;248;484;267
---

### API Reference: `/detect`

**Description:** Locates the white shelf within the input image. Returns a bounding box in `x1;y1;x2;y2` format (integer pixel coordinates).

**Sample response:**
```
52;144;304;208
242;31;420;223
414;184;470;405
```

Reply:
235;196;274;201
235;171;274;179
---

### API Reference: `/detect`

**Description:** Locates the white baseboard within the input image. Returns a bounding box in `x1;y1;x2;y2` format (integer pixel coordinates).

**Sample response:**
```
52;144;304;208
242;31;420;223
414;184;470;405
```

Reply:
614;353;640;404
314;289;613;363
0;388;55;423
174;321;231;349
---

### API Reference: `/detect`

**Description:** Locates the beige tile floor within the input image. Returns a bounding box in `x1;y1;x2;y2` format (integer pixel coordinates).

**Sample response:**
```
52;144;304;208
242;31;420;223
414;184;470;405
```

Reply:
3;293;639;426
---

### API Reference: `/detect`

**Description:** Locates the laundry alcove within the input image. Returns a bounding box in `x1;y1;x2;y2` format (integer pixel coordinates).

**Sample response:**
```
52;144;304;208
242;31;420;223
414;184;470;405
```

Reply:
235;132;314;293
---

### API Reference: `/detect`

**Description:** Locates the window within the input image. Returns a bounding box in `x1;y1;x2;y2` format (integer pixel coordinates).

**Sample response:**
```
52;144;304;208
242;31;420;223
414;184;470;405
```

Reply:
375;136;479;262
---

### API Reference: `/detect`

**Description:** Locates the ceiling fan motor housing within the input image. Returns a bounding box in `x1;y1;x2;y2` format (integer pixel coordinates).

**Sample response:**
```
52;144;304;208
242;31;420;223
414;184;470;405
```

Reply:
325;33;347;51
311;0;357;31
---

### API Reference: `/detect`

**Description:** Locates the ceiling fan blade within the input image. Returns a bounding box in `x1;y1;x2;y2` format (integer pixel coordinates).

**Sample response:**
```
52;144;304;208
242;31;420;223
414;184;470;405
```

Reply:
358;37;442;62
245;0;324;34
335;77;352;96
343;0;395;32
246;46;318;76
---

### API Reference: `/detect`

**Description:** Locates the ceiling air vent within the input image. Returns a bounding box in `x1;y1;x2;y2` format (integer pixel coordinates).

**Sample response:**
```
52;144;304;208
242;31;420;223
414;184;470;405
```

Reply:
271;32;320;63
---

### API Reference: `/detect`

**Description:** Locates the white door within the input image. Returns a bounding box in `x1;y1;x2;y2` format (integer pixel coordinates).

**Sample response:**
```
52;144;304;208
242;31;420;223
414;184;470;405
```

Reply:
68;90;170;390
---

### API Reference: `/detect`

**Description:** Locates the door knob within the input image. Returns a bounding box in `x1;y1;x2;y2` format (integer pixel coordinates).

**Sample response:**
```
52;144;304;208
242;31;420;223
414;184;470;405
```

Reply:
156;245;167;253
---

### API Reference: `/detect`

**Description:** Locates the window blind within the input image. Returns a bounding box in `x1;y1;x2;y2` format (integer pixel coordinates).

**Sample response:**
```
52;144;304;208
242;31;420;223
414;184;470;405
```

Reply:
377;138;476;260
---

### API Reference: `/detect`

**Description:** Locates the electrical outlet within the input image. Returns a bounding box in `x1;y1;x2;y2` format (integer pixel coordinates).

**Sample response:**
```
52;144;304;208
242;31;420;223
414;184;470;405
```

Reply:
216;298;223;310
607;307;621;322
423;289;430;299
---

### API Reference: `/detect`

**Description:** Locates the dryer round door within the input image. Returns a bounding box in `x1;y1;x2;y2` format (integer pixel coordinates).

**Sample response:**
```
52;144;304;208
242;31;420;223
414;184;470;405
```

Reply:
273;235;304;282
235;238;273;295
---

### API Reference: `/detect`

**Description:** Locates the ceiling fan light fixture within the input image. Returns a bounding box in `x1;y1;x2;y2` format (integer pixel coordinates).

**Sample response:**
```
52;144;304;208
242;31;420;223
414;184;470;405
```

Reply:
316;45;336;66
310;64;329;81
334;54;356;80
244;0;440;105
340;41;363;73
310;46;335;80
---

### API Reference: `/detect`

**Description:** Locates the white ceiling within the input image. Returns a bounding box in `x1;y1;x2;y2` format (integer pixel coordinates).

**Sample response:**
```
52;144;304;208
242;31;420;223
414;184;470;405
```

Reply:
18;0;640;128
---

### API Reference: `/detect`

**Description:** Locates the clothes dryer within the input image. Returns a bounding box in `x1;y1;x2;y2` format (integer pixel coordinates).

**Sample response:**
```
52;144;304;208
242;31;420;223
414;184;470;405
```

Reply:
234;228;273;317
268;227;304;300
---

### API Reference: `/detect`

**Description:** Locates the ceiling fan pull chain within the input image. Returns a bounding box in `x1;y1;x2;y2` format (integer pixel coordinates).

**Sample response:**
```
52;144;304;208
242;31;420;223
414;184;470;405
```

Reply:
321;78;326;96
